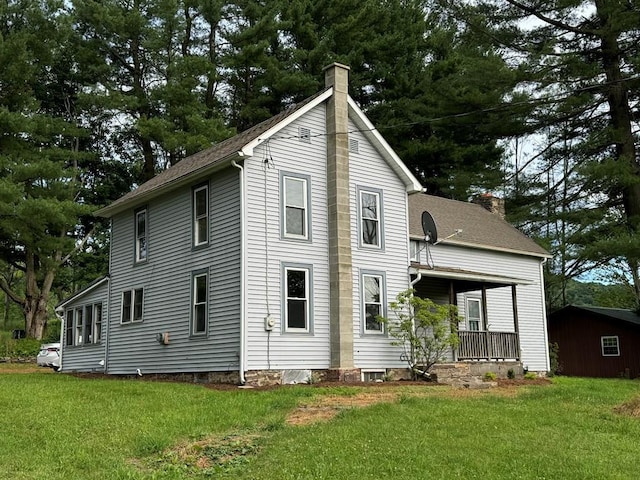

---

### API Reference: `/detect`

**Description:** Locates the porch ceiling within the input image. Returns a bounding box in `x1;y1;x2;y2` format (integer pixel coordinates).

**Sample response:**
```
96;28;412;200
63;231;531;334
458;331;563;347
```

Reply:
410;264;533;292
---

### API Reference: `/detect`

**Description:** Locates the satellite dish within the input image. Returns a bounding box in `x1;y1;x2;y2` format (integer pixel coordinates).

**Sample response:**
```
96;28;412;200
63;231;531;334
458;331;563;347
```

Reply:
421;211;438;244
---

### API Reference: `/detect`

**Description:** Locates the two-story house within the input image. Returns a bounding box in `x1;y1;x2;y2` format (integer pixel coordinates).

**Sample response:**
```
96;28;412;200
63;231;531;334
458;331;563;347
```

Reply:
57;63;550;384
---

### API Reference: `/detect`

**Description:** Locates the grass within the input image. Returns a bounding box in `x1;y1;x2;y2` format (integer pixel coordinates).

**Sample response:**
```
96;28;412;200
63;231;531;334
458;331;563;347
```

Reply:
1;366;639;479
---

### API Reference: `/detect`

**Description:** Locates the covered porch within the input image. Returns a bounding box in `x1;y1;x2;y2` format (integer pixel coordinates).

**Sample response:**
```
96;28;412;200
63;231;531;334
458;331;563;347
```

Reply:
410;265;533;362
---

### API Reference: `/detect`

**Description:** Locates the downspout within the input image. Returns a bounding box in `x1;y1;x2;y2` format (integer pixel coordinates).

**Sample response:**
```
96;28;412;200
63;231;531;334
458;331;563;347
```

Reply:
104;226;113;373
232;160;247;384
55;307;64;371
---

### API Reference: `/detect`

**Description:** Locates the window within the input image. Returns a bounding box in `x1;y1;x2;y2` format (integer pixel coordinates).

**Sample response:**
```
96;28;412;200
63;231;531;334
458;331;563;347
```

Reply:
362;273;385;334
135;208;147;262
282;173;311;240
358;188;384;248
466;297;482;331
601;336;620;356
410;240;421;263
192;272;208;335
121;288;144;323
284;266;311;332
65;310;74;346
193;184;209;247
362;370;385;382
75;308;83;345
84;305;93;344
94;303;102;343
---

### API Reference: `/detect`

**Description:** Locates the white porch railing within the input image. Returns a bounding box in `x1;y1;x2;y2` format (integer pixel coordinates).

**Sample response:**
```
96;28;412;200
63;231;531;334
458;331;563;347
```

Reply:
457;331;520;361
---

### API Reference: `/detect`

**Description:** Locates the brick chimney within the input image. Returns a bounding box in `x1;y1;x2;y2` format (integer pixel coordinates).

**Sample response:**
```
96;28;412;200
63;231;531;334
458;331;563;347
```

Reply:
324;63;354;371
473;193;506;218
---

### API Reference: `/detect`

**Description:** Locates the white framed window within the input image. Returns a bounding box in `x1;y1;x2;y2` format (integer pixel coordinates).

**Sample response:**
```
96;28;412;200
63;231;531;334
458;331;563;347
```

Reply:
75;308;83;345
362;272;385;334
466;297;482;331
84;305;93;344
135;208;148;262
282;173;311;240
601;336;620;356
121;288;144;324
94;303;102;343
193;184;209;247
192;271;208;335
410;240;421;263
358;188;384;248
362;370;385;382
65;310;74;346
284;266;311;332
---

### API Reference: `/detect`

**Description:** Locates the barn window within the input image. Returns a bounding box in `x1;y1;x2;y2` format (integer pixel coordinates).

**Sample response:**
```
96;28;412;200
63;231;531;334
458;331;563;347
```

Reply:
601;336;620;356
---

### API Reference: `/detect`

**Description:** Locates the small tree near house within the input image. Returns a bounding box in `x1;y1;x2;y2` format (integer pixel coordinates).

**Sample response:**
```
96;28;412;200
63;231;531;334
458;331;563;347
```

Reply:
381;289;460;380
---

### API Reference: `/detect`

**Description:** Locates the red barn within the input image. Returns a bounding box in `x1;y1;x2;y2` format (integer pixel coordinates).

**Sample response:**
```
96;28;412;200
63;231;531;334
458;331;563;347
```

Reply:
548;305;640;378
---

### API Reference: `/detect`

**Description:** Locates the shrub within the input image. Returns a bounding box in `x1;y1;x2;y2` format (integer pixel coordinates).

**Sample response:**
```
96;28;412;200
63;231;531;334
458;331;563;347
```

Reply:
380;289;460;379
484;372;497;381
507;368;515;379
548;342;561;377
524;372;538;380
0;338;41;359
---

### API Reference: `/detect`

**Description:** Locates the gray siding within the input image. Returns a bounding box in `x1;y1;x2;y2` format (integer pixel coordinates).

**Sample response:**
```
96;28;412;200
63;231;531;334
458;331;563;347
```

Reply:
60;280;108;372
106;167;241;374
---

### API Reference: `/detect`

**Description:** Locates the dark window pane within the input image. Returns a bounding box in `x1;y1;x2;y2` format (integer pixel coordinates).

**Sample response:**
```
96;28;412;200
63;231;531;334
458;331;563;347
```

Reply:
195;305;206;333
133;289;143;321
196;275;207;303
287;299;306;329
361;193;377;219
362;219;378;245
195;189;207;216
286;207;305;236
137;212;146;236
122;291;132;322
365;304;382;331
66;311;74;346
287;270;306;298
196;217;208;244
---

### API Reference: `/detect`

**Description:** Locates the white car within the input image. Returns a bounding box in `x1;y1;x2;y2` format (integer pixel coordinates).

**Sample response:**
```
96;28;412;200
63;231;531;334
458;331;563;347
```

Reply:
36;343;60;371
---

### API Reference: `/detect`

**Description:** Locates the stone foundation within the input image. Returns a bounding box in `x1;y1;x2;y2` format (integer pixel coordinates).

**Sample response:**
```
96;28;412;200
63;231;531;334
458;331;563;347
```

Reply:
431;361;523;388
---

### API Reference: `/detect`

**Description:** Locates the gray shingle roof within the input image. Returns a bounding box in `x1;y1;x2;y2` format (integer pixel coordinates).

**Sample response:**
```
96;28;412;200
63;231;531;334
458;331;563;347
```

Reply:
563;305;640;327
408;193;549;257
96;88;331;217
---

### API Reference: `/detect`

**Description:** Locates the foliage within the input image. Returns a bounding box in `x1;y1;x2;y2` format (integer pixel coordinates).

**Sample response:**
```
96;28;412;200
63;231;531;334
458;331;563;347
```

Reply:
548;342;561;377
0;337;40;358
524;372;538;380
507;368;515;380
484;371;497;381
381;289;459;378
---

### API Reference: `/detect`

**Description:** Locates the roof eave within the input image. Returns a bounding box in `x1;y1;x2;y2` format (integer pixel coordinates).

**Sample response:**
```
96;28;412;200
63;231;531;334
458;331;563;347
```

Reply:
94;152;245;218
410;266;533;285
408;235;551;259
56;276;110;309
347;97;422;194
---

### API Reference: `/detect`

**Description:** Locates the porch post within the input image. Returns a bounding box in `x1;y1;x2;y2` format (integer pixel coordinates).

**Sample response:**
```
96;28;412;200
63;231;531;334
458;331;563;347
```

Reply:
449;281;457;361
511;284;521;360
482;285;492;360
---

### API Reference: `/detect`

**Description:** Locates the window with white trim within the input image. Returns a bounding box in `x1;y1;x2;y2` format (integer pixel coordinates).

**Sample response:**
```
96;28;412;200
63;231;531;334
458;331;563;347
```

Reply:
135;208;147;262
84;304;93;344
192;272;208;335
466;297;482;331
282;175;309;239
284;266;310;332
410;240;421;263
193;184;209;247
601;336;620;356
65;310;74;346
75;308;83;345
121;288;144;323
363;273;384;334
359;189;382;248
94;303;102;343
65;303;103;346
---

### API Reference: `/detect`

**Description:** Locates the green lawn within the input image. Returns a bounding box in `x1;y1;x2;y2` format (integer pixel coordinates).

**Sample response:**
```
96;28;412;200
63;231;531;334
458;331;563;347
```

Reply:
1;369;638;479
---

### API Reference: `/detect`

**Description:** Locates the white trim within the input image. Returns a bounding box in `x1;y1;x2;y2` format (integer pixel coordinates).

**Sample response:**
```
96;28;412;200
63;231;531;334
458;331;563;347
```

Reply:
362;272;385;335
412;236;552;259
241;89;334;157
57;276;109;309
410;266;533;286
601;335;620;356
283;266;311;333
231;160;247;384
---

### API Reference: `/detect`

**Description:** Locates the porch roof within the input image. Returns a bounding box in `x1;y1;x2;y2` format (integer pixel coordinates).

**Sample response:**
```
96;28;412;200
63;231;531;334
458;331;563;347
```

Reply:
410;264;533;292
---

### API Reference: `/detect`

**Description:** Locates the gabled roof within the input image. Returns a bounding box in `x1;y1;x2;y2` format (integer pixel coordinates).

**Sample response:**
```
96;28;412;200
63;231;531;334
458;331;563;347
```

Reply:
96;87;421;218
408;193;550;258
550;305;640;327
56;275;109;309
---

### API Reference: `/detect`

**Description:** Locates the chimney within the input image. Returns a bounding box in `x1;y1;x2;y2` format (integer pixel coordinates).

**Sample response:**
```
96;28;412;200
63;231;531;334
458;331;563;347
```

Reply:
473;193;506;218
324;63;354;370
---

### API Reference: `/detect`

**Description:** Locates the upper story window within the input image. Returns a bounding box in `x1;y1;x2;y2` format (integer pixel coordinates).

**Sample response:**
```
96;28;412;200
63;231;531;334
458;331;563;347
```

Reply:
358;187;384;248
135;208;147;263
284;265;311;333
466;297;482;331
192;271;208;335
193;184;209;247
121;288;144;324
282;173;311;241
601;336;620;356
362;272;385;334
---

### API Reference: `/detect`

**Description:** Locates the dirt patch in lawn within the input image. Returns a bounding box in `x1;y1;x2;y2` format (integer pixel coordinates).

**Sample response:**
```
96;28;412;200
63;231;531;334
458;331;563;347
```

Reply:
614;396;640;417
0;362;49;374
285;379;551;426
